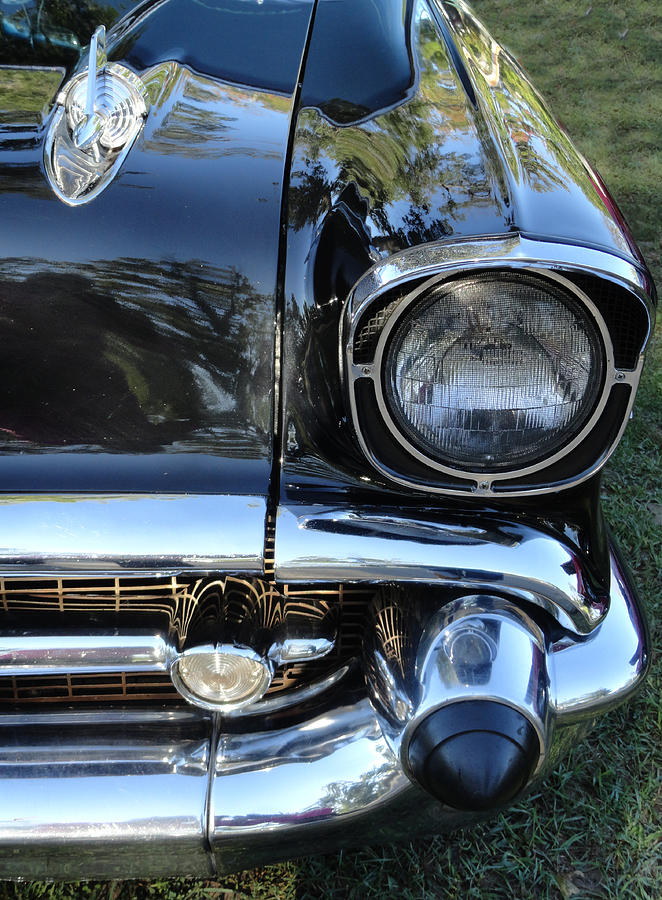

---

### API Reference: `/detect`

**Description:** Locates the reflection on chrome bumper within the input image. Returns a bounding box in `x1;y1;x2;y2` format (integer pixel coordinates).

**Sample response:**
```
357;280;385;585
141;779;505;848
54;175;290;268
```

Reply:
274;504;608;633
0;709;214;880
0;493;267;573
0;542;647;880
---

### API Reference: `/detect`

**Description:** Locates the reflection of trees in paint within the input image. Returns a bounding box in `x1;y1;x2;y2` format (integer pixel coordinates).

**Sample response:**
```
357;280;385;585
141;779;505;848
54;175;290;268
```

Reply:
288;13;501;249
143;67;291;161
0;0;142;121
0;257;273;452
0;0;132;69
0;66;64;123
446;0;615;208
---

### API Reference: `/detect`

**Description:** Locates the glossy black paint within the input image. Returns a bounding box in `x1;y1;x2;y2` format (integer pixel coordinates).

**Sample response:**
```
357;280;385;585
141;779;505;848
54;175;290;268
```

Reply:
280;0;507;504
432;0;645;264
278;0;653;506
0;0;314;492
0;0;652;525
112;0;314;95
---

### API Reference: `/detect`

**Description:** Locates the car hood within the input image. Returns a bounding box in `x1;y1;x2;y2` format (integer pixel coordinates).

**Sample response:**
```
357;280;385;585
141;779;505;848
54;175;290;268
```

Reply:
0;0;646;500
0;0;314;494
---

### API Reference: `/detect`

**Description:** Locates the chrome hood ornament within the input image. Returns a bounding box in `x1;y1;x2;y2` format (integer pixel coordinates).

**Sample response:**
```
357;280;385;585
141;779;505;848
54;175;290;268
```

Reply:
44;26;150;205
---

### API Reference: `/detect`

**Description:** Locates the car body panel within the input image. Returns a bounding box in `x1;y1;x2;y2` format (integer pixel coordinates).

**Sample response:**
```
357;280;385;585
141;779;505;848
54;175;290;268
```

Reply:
0;0;315;494
278;0;654;503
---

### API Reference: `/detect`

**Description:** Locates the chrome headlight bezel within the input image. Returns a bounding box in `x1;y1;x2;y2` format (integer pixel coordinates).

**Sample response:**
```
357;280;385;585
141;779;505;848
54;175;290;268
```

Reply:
371;269;611;481
342;236;652;497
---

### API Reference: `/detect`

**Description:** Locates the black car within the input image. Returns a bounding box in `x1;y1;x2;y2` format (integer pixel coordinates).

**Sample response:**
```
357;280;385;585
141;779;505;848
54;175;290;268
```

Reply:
0;0;655;881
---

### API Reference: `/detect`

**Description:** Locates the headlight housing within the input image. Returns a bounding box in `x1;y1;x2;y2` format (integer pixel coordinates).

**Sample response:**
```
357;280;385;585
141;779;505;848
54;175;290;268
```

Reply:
343;238;652;497
381;272;605;472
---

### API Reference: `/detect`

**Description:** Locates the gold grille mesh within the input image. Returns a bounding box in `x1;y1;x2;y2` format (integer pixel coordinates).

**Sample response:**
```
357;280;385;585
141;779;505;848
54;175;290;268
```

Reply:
0;576;373;706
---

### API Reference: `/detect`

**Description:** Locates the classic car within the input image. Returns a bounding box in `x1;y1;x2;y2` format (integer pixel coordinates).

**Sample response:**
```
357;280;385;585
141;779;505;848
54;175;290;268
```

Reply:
0;0;655;883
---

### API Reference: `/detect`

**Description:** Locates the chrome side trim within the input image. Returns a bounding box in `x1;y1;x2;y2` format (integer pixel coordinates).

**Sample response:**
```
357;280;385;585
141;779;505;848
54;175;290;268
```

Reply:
0;494;266;574
343;234;653;497
0;632;174;676
274;503;607;633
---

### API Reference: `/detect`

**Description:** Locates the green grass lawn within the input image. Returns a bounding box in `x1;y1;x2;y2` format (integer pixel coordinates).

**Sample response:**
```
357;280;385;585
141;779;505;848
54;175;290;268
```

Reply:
2;1;660;898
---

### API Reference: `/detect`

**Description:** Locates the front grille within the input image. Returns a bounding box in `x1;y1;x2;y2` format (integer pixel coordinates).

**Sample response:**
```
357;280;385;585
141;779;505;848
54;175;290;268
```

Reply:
569;273;650;370
0;576;374;707
0;672;180;705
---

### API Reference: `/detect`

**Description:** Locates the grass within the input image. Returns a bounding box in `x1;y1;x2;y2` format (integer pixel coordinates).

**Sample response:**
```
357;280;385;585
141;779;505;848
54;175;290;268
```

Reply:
1;0;661;898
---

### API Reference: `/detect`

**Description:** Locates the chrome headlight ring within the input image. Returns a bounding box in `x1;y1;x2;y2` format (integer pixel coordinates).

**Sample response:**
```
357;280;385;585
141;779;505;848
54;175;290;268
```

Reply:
372;268;611;481
343;235;652;497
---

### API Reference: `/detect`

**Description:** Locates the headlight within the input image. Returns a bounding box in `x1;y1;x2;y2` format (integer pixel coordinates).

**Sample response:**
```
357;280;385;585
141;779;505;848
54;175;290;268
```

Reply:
382;272;604;472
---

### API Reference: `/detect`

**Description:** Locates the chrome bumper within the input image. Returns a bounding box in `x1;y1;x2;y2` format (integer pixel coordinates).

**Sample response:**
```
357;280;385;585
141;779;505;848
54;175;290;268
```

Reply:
274;503;608;633
0;493;267;573
0;540;647;880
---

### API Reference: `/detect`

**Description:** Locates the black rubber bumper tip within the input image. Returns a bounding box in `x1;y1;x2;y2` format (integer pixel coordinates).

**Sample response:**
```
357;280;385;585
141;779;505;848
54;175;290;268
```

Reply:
407;700;540;811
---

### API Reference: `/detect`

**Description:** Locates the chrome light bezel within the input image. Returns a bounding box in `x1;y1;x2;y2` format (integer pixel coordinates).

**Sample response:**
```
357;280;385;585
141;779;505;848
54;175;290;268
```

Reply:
343;235;652;497
371;269;611;482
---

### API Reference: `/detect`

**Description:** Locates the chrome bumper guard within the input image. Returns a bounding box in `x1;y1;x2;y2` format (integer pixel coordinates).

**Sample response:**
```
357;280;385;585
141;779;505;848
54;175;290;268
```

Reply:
0;506;647;879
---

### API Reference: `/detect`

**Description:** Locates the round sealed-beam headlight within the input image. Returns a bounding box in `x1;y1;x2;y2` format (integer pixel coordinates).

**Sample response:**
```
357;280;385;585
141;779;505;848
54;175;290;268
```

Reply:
382;272;605;472
171;644;273;711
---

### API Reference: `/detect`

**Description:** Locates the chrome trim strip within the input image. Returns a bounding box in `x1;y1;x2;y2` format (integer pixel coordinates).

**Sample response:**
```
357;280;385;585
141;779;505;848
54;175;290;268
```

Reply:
274;503;607;633
0;631;175;676
222;663;352;718
271;636;335;664
0;494;266;573
343;234;653;497
0;707;208;727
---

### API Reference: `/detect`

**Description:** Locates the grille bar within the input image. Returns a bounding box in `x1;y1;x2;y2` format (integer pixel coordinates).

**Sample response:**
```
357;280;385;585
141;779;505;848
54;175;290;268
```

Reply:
0;672;180;705
0;632;173;676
